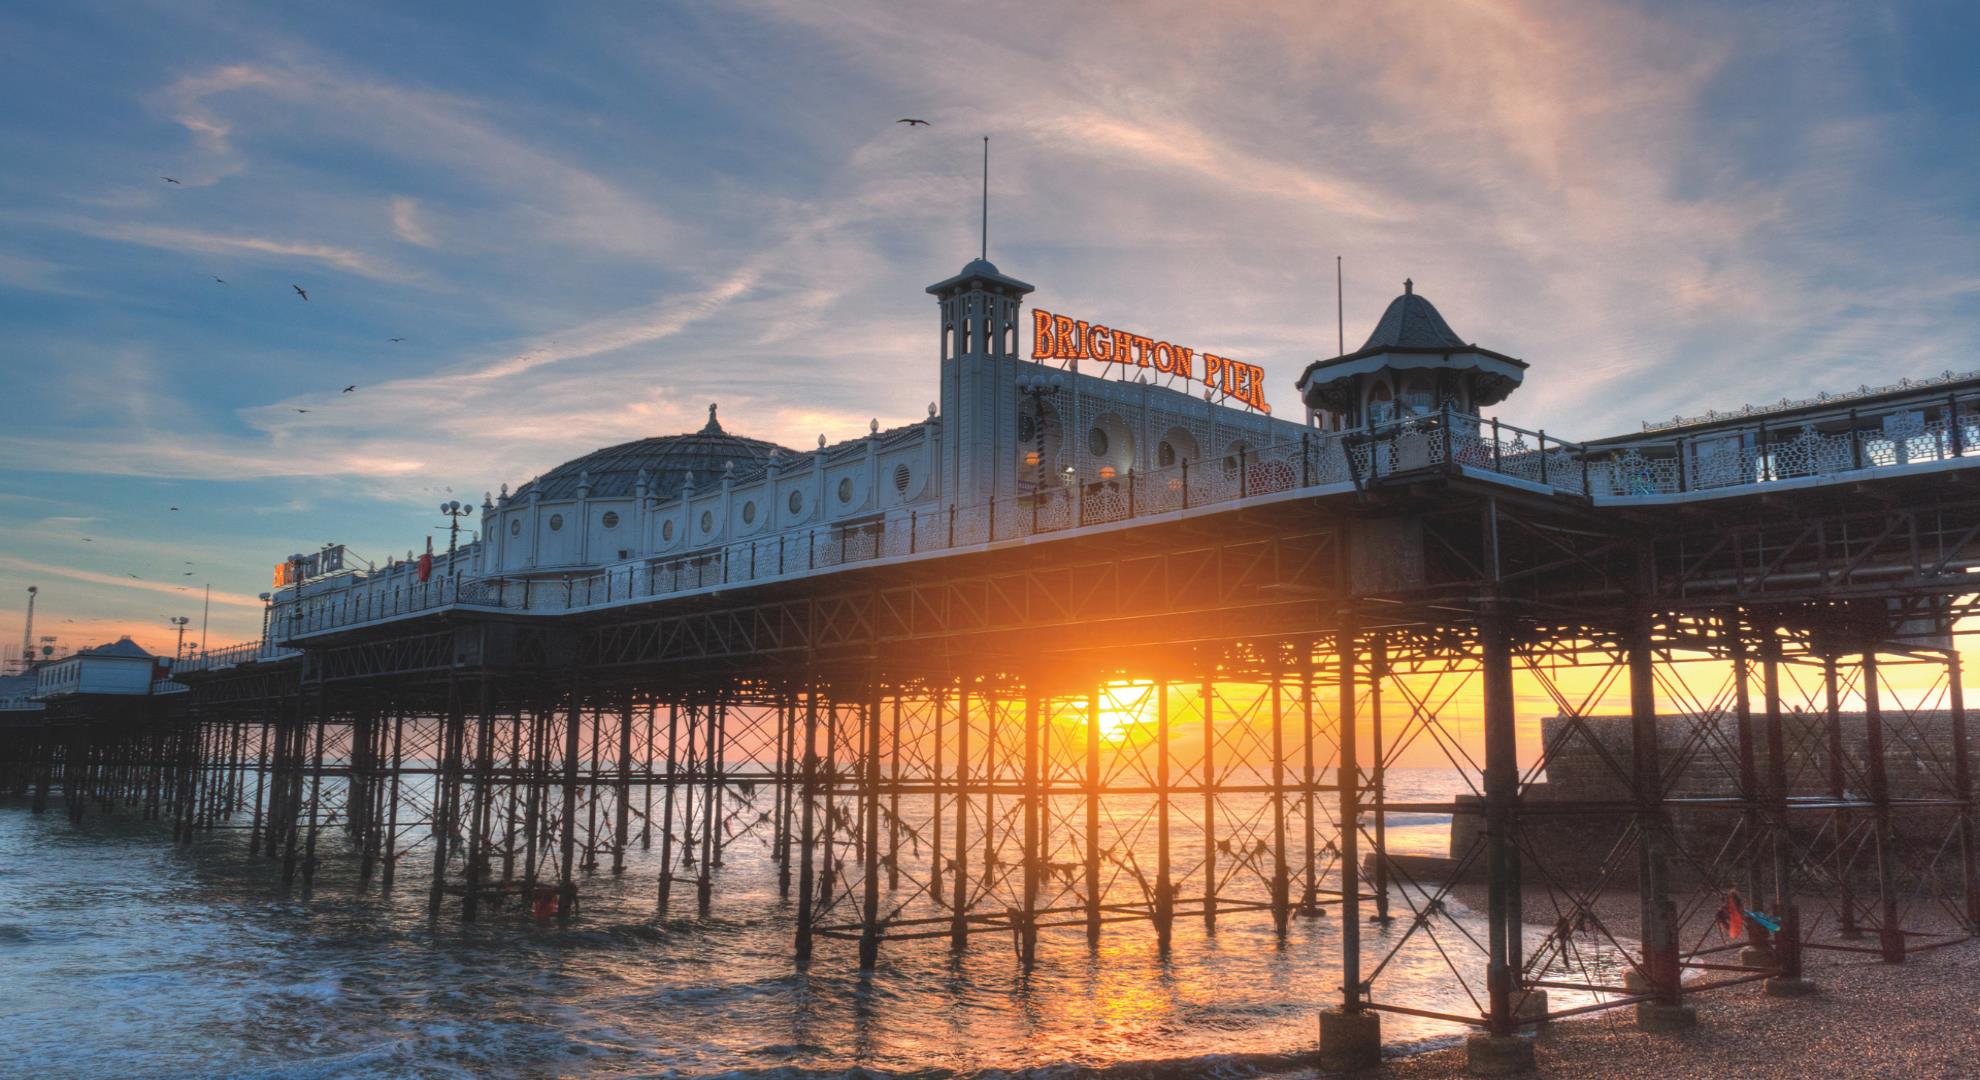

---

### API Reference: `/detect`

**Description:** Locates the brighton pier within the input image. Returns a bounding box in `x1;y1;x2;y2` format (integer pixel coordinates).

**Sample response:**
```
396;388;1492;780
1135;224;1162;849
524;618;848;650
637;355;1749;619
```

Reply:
5;255;1978;1070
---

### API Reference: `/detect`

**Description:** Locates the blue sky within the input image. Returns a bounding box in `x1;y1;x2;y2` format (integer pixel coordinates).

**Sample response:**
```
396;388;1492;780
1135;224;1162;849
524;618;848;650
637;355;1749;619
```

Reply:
2;0;1978;655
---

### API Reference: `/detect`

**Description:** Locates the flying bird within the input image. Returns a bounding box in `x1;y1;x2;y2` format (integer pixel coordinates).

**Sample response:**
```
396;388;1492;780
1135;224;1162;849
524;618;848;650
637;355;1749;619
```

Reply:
292;284;309;301
294;408;310;414
388;337;405;343
342;385;357;393
169;506;179;511
213;276;226;285
82;538;92;542
896;118;930;127
161;176;181;184
184;572;195;576
126;573;139;579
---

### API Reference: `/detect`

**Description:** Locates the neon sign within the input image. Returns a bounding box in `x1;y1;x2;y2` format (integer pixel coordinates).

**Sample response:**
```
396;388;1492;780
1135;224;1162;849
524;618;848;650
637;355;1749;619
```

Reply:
1031;308;1270;412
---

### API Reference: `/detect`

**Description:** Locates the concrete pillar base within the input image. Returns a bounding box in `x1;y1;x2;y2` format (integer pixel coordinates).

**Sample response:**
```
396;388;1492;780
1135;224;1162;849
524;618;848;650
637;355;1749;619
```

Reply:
1635;1002;1697;1032
1513;988;1550;1023
1622;968;1652;994
1763;975;1818;998
1465;1033;1535;1076
1318;1008;1381;1073
1738;944;1777;968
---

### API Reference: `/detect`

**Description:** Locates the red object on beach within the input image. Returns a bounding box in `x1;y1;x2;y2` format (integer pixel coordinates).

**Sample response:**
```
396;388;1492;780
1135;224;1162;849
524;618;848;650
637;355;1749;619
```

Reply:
1716;889;1744;941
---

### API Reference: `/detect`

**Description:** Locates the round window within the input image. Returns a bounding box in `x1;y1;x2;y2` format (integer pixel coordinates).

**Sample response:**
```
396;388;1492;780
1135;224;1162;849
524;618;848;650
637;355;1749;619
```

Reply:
601;511;619;529
837;477;853;503
662;520;674;541
788;490;803;515
1088;427;1109;457
700;510;714;532
892;464;911;494
548;513;564;532
742;501;756;524
509;518;521;536
1158;441;1177;468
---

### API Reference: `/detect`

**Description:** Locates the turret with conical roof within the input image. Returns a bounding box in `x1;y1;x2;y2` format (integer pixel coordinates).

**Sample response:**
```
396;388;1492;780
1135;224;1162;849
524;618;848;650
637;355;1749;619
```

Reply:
930;256;1035;506
1295;279;1526;431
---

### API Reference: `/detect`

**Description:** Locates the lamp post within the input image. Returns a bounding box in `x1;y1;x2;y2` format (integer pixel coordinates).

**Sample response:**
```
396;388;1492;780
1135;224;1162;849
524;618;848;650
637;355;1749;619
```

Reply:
169;616;191;662
258;592;273;655
439;500;471;574
19;585;36;674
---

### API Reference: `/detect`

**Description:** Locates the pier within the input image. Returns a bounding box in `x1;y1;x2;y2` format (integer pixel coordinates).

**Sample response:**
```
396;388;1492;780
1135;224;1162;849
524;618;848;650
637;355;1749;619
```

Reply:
6;270;1978;1071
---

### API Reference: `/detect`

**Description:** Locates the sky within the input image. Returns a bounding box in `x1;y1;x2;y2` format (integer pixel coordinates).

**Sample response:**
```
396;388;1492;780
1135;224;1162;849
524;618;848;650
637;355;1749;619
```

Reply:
2;0;1979;660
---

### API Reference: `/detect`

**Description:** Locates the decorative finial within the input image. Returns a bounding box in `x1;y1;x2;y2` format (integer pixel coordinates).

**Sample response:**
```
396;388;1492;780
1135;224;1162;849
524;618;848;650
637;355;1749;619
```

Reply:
1404;278;1413;295
702;402;723;434
928;401;937;419
818;434;827;449
869;418;879;435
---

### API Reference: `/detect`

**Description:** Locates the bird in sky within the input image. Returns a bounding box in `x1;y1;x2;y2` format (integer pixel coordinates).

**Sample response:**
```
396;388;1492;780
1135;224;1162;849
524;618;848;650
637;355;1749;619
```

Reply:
896;118;929;127
292;284;309;301
388;337;405;343
126;573;139;579
161;176;181;184
213;276;226;285
184;572;194;576
169;506;179;511
82;538;92;542
342;385;357;393
294;408;310;414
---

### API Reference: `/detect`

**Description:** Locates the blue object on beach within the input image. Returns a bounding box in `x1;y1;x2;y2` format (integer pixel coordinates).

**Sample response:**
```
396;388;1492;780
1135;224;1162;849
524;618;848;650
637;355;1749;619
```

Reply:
1744;910;1782;933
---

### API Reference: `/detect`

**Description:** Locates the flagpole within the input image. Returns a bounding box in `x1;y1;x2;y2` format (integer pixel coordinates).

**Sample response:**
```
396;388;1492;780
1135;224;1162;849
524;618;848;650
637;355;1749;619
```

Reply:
199;583;211;656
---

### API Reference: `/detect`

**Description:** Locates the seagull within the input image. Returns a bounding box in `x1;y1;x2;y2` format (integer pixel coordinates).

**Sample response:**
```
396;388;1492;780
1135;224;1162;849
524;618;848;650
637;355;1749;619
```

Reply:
295;408;310;414
161;176;181;184
213;276;226;285
342;385;356;393
169;506;179;511
126;573;139;579
896;118;930;127
292;284;309;301
82;538;93;542
388;337;405;343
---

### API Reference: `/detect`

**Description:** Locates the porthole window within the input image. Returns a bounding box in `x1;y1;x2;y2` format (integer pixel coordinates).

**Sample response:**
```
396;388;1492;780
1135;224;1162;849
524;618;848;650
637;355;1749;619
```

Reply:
1088;427;1109;457
662;520;675;541
837;477;853;503
892;464;911;494
548;513;564;532
509;518;521;536
1158;441;1177;468
788;490;803;515
700;510;714;533
601;511;620;529
742;501;757;524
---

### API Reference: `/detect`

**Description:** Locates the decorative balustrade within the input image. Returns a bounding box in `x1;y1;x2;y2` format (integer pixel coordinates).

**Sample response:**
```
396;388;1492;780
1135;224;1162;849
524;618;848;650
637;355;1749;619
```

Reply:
269;393;1980;639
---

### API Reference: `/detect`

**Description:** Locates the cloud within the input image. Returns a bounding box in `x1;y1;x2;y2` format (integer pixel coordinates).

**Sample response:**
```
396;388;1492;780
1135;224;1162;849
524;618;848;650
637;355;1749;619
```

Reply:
49;217;421;283
390;195;436;247
0;554;265;609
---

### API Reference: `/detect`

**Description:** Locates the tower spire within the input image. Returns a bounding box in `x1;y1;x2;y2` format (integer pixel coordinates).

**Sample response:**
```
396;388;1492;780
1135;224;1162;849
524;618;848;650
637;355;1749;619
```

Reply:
981;135;989;262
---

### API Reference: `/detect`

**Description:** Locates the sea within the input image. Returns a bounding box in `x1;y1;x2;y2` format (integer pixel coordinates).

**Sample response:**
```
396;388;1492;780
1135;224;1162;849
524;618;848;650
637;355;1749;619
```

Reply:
0;768;1608;1078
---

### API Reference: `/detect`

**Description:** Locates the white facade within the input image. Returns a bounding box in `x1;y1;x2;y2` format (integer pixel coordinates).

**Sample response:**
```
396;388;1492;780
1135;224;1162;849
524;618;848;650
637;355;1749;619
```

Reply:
35;639;159;698
267;257;1309;640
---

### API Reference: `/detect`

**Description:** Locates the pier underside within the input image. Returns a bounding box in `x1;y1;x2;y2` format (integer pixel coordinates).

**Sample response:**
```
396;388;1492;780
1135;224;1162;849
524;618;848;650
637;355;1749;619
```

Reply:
7;465;1979;1048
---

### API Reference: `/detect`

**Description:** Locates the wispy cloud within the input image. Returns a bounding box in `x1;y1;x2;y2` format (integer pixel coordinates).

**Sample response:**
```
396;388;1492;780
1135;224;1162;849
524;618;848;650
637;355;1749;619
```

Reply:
0;554;264;609
389;195;435;247
54;218;421;283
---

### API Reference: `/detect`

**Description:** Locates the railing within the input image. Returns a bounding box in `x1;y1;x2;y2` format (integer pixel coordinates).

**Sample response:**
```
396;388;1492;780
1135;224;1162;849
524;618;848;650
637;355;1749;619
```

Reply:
273;395;1980;638
173;640;301;674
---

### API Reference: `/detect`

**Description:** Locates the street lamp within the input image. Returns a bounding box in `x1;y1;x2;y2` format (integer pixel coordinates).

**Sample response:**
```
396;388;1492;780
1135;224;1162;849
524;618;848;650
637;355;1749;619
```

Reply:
440;499;472;581
169;615;191;661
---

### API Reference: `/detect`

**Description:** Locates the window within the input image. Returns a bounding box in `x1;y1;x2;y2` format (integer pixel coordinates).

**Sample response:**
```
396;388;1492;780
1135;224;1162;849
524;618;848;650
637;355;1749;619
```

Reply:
893;464;911;494
548;513;564;532
1402;376;1435;417
509;518;521;536
837;477;853;503
742;501;757;524
1087;426;1109;457
600;511;620;529
788;490;803;515
1158;441;1177;468
700;510;714;533
662;520;674;541
1368;382;1395;425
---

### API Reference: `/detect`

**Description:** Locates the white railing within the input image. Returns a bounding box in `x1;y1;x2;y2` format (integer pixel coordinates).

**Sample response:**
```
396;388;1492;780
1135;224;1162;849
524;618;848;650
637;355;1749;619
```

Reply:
269;394;1980;639
173;640;301;674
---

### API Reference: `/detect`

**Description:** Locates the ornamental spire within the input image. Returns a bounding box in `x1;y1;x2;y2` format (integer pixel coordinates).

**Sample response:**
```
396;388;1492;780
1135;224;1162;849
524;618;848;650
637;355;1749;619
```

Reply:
701;402;724;435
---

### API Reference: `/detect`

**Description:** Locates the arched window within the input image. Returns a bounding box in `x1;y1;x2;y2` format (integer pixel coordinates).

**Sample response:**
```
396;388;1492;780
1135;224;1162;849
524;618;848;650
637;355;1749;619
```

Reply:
1402;375;1435;417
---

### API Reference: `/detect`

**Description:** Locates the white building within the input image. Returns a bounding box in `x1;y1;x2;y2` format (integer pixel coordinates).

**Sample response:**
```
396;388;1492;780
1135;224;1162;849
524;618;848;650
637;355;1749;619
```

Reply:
35;638;162;698
263;256;1339;640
